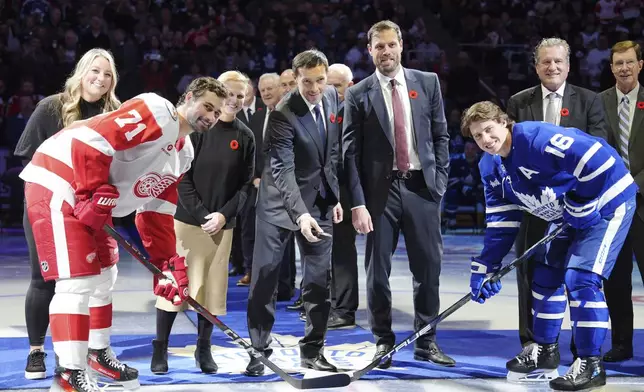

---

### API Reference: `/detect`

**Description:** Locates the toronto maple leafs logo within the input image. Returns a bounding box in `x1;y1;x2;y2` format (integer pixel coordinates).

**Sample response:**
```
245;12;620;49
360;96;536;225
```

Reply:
513;187;563;221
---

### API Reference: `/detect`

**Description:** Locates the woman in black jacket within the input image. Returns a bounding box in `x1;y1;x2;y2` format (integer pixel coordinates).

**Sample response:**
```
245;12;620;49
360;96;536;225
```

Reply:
13;48;121;380
151;70;255;374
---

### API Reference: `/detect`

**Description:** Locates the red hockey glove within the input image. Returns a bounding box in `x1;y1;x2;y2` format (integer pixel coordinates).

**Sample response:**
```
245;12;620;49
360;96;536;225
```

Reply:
74;184;119;231
153;254;189;305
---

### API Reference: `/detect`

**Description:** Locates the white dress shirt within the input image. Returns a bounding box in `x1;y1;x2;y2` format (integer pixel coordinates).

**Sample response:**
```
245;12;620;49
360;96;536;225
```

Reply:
541;82;566;125
376;67;421;171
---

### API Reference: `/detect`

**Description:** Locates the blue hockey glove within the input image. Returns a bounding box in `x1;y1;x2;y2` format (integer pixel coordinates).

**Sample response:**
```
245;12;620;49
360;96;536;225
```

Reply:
563;193;601;230
470;258;502;304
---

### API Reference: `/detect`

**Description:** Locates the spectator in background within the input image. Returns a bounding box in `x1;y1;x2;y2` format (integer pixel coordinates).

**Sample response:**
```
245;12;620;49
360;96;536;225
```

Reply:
443;140;483;230
12;48;120;381
279;69;297;97
177;63;204;95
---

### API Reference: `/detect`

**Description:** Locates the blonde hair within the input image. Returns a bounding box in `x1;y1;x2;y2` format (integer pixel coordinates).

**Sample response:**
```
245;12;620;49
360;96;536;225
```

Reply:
460;101;513;138
218;70;250;84
60;48;121;127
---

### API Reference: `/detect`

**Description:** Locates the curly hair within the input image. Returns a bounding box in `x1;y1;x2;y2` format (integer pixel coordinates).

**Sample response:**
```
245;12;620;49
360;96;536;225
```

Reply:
60;48;121;127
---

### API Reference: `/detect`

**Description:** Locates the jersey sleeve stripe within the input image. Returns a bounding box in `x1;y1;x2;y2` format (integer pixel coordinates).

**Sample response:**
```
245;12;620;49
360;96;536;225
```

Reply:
577;156;615;182
31;151;74;185
486;204;522;213
19;165;76;207
572;142;601;178
597;174;634;210
487;221;521;228
66;127;116;157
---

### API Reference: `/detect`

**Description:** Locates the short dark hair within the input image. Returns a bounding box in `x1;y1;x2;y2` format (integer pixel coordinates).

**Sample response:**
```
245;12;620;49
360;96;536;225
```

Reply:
178;76;228;105
291;49;329;76
611;40;642;63
367;20;402;45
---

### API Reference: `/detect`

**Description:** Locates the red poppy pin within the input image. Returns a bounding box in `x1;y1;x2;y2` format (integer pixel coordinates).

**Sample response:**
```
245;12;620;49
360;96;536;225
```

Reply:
330;113;336;123
337;116;343;124
637;102;644;110
409;90;418;99
560;108;569;117
230;140;239;150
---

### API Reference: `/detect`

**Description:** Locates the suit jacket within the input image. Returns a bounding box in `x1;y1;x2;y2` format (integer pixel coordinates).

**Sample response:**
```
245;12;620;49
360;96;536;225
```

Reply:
343;68;450;216
256;88;341;230
237;98;265;128
506;83;608;140
600;85;644;220
248;103;269;178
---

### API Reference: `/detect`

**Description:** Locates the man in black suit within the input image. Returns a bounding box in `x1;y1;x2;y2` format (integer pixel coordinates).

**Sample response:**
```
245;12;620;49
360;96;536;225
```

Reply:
600;40;644;363
326;63;357;329
231;78;266;280
245;50;343;376
343;20;454;368
234;73;280;287
506;37;608;352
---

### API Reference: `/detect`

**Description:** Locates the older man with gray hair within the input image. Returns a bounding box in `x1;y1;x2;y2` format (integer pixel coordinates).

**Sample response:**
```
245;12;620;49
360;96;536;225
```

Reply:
505;36;608;372
325;63;358;329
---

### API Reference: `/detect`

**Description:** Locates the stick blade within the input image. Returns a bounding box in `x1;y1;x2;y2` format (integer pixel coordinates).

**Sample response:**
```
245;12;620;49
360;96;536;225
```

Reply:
291;373;351;389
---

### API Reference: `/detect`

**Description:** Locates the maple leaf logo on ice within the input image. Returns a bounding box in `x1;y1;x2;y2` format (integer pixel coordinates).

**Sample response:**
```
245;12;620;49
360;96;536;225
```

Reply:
513;187;562;222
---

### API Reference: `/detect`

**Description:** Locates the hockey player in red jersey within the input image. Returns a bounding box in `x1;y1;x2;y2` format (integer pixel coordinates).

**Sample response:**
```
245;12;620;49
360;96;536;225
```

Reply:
19;77;229;392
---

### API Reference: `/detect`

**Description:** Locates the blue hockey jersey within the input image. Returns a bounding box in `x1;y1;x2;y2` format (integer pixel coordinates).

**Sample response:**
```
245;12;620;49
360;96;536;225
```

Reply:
477;121;637;266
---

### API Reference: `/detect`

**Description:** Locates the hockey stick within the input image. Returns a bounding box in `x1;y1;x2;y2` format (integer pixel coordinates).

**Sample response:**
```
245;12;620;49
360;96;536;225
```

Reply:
350;222;569;382
104;224;350;390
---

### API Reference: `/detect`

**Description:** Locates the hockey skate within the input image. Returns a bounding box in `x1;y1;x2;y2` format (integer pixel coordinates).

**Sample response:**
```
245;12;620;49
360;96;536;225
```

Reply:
50;368;101;392
506;342;560;382
549;356;606;391
87;347;140;390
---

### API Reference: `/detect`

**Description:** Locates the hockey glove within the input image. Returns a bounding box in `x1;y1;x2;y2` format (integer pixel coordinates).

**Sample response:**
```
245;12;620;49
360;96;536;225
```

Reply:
154;254;189;305
74;184;119;231
470;257;502;304
563;193;601;230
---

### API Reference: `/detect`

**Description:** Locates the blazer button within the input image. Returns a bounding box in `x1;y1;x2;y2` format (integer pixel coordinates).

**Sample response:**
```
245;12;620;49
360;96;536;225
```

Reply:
389;152;393;156
314;185;319;190
385;174;391;180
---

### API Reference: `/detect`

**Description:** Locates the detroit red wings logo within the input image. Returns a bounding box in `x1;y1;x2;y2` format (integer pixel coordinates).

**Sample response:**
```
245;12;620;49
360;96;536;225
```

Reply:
134;172;178;198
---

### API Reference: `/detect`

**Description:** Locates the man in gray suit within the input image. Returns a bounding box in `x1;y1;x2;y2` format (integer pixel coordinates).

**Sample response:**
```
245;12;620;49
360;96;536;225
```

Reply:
245;49;343;376
343;20;454;369
600;40;644;363
506;37;608;354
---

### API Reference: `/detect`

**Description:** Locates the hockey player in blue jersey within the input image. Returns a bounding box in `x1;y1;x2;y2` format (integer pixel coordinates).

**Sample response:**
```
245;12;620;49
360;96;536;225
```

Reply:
460;101;637;391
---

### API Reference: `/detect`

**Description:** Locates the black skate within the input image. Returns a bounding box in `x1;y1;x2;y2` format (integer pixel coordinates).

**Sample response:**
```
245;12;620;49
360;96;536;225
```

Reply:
506;342;560;382
50;368;100;392
25;349;46;380
87;347;140;390
549;356;606;391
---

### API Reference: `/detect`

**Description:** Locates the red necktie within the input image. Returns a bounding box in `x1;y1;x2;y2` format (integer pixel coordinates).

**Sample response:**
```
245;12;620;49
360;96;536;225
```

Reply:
391;79;409;172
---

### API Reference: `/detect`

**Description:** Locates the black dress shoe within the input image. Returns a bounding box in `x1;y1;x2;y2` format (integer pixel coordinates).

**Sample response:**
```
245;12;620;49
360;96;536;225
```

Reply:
373;344;393;369
276;289;294;301
229;266;245;277
300;354;337;372
244;357;264;376
287;294;303;311
603;346;633;362
327;314;355;329
414;341;456;367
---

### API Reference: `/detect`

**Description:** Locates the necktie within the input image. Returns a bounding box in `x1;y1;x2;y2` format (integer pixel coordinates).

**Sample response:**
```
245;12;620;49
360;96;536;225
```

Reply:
246;107;253;122
618;96;631;169
545;92;558;124
313;104;327;198
391;79;409;172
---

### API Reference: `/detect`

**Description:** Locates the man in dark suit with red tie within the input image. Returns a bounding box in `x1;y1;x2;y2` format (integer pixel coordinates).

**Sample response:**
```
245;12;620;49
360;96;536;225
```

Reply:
343;20;454;368
506;37;608;356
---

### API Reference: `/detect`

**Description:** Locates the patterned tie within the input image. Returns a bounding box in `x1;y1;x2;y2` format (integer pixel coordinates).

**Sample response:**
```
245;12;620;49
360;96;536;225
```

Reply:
618;96;631;170
313;104;327;198
391;79;410;172
545;92;558;124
